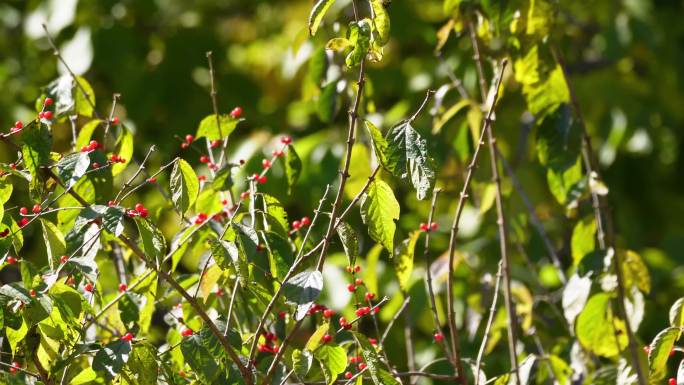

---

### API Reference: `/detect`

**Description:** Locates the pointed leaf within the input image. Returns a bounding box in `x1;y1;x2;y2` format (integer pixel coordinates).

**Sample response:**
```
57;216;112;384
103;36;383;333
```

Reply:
394;231;420;291
385;120;435;200
283;270;324;321
360;179;399;251
285;144;302;194
170;159;199;215
196;114;242;141
308;0;336;36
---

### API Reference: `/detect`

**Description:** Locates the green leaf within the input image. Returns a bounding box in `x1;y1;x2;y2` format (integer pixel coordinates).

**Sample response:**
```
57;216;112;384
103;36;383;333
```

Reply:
513;45;569;116
75;76;96;117
384;119;435;200
127;342;158;385
364;120;389;168
97;205;126;236
110;125;133;176
369;0;390;45
292;349;314;379
22;123;52;192
670;298;684;330
305;323;330;351
76;119;101;149
135;217;167;266
346;19;372;67
353;332;398;385
546;158;584;207
576;293;628;357
195;188;223;216
360;179;400;251
648;327;680;382
308;0;336;36
213;165;234;191
5;320;28;356
336;221;359;268
621;249;650;294
92;339;132;380
285;144;302;194
0;178;13;204
262;194;289;237
181;334;221;383
309;46;328;87
41;219;66;270
536;104;581;171
571;216;596;266
196;114;241;141
118;292;143;326
326;38;352;51
170;158;199;215
56;152;91;188
262;231;294;281
394;231;420;291
317;81;339;123
210;239;249;287
69;367;99;385
315;344;347;385
283;270;324;321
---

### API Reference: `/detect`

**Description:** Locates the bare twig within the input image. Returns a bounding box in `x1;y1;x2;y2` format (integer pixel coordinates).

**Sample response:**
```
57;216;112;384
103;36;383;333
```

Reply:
474;261;503;385
552;46;646;385
444;59;507;385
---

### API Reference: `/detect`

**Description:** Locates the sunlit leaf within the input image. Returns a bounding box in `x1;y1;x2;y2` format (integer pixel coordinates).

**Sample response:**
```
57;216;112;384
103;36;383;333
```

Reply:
360;179;399;251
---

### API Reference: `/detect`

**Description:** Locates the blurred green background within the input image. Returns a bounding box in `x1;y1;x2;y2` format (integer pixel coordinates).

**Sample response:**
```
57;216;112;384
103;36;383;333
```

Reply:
1;0;684;377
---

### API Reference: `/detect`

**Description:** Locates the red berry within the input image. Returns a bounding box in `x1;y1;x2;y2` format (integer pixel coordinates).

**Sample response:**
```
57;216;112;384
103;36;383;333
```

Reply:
9;163;16;169
44;97;53;106
121;332;134;342
239;159;246;165
29;289;37;297
301;216;310;226
364;292;375;301
419;223;429;231
278;311;287;319
19;207;28;215
347;284;356;292
434;333;444;342
258;343;270;353
200;155;210;163
43;111;53;120
349;356;358;364
369;338;377;345
32;204;41;214
355;308;365;317
323;309;334;318
272;345;280;353
135;203;145;212
6;256;17;264
9;361;19;374
280;136;292;145
670;348;676;357
147;177;157;183
178;370;186;377
181;142;189;149
322;334;332;343
354;265;361;273
355;278;363;286
118;283;128;292
240;191;250;200
230;107;243;118
14;121;23;129
669;378;676;385
181;328;193;337
185;134;194;143
198;175;207;182
112;117;120;125
644;345;651;354
345;372;353;379
92;162;100;169
258;175;267;184
292;220;301;230
84;283;94;292
358;363;367;370
431;222;438;231
89;140;99;150
107;200;115;207
18;218;29;227
346;266;353;273
262;159;271;168
211;140;221;148
60;255;68;264
272;149;283;157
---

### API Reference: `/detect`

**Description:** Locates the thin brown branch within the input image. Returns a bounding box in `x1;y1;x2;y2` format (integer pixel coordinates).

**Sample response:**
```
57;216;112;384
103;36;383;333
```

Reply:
552;46;646;385
444;59;507;385
474;261;503;385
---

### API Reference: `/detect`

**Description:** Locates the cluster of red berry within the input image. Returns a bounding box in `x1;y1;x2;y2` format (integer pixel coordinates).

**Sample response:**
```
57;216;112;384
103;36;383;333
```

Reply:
343;355;368;379
419;221;438;232
37;97;54;121
7;361;20;374
110;153;126;164
123;202;149;218
80;140;102;153
291;216;311;231
19;204;42;216
257;332;280;353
